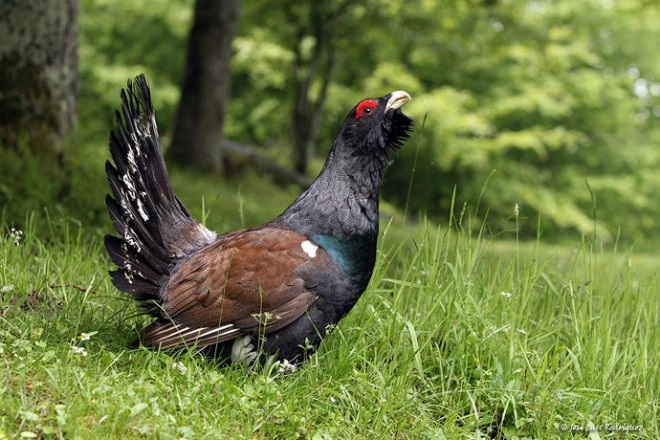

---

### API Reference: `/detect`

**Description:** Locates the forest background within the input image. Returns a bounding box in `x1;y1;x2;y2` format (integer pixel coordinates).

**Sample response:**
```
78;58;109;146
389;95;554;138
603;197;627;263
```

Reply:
1;0;659;249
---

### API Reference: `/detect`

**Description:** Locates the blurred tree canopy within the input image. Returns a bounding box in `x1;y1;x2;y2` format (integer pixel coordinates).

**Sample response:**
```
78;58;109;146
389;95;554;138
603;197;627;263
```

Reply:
78;0;660;244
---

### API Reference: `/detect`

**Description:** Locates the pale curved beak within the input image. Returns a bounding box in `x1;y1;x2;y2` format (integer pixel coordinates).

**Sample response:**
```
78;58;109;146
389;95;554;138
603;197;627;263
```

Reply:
385;91;411;113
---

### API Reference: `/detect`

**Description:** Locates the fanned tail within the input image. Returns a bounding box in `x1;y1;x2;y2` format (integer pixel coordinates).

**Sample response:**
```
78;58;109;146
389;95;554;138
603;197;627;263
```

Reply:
104;74;216;314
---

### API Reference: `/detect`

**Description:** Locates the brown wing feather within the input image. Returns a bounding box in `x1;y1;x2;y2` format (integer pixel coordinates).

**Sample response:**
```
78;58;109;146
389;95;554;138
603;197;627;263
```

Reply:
160;227;320;332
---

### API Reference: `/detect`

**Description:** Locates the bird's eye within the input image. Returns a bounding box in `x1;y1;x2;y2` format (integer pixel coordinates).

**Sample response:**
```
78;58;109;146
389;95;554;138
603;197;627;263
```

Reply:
355;100;378;119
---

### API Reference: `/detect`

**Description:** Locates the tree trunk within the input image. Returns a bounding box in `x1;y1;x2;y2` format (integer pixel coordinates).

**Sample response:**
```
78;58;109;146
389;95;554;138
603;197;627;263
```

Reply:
289;1;338;175
168;0;239;173
0;0;79;154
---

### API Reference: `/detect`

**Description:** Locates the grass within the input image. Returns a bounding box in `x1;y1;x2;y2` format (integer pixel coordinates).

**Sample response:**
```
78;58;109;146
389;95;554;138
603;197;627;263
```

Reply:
0;186;658;439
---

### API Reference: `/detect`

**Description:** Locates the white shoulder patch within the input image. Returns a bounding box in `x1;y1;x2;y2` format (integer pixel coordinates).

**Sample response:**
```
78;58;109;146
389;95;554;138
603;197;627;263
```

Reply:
301;240;318;258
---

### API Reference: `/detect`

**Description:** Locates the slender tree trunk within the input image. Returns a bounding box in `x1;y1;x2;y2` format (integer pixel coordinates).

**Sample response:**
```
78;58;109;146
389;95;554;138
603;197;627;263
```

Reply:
289;1;337;175
0;0;79;154
168;0;239;173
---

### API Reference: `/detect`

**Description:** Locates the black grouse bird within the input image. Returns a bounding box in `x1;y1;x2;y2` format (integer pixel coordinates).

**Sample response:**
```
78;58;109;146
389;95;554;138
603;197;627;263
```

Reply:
105;74;413;366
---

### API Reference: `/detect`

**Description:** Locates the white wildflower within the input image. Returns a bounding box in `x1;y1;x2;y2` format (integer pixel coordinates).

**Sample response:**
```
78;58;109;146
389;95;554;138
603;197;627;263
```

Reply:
71;345;87;356
275;359;298;374
9;227;24;246
79;331;97;341
172;361;188;374
501;291;513;298
516;328;527;334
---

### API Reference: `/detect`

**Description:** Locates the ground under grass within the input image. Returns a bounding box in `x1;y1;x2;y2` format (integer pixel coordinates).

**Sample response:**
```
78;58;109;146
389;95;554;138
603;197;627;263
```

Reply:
0;212;657;439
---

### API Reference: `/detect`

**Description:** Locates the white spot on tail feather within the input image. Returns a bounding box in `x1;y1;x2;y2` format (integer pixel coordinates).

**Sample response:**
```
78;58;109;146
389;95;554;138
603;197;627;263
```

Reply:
123;262;134;284
121;174;137;202
126;149;138;174
301;240;318;258
136;198;149;221
124;228;141;252
119;199;132;221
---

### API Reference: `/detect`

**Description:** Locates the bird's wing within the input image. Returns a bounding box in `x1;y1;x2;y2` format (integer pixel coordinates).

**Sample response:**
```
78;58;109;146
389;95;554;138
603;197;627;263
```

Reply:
138;227;327;350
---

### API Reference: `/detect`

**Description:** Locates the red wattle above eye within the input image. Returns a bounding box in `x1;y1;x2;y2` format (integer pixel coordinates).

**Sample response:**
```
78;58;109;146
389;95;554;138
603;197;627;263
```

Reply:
355;100;378;119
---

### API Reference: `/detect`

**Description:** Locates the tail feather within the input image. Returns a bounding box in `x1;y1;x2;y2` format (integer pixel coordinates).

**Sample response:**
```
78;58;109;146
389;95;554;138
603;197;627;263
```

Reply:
105;74;217;313
105;194;167;272
105;235;164;288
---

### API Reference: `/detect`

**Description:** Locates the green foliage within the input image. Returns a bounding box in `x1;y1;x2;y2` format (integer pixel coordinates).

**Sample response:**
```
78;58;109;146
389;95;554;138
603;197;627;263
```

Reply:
72;0;660;245
0;144;108;234
79;0;193;147
375;0;660;245
227;31;294;144
0;0;655;247
0;148;68;223
1;213;657;438
230;0;660;245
